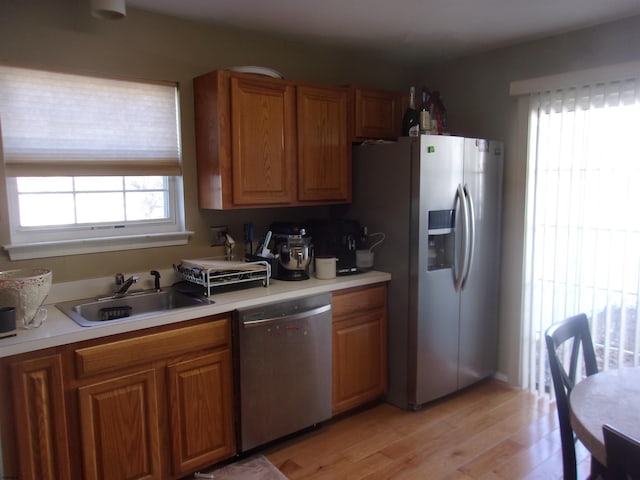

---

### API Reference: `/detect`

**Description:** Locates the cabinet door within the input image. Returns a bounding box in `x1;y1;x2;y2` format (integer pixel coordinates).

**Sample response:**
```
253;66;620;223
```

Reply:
230;75;297;205
167;349;235;476
332;309;387;415
78;369;162;480
11;355;71;480
297;85;351;202
354;87;401;141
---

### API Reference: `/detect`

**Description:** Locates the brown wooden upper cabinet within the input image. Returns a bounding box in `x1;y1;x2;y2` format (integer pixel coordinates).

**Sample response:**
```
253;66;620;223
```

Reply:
297;85;350;202
350;86;402;141
193;70;351;209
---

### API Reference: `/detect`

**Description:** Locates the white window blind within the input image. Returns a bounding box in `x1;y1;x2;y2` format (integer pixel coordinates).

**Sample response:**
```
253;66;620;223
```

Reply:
522;73;640;397
0;65;181;177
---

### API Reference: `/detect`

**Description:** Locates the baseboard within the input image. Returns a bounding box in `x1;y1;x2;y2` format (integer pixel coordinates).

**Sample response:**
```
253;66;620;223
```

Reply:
493;371;509;383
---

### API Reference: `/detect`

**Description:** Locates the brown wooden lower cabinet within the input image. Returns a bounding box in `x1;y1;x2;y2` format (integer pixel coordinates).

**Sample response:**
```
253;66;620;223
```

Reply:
1;284;390;478
167;349;235;475
332;284;388;415
0;315;235;480
78;369;162;480
10;354;72;480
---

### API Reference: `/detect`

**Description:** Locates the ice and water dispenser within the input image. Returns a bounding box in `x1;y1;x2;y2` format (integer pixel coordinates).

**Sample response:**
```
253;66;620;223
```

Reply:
427;209;455;271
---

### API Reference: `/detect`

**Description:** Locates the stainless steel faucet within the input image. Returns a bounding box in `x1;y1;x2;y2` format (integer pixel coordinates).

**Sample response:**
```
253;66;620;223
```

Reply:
150;270;161;291
115;274;139;295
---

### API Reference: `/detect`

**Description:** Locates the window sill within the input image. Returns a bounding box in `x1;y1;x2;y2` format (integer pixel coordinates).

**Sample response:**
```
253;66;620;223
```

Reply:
3;231;194;260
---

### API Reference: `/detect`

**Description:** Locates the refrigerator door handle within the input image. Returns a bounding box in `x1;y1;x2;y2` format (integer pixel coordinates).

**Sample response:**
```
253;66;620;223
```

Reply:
461;184;476;290
455;184;469;292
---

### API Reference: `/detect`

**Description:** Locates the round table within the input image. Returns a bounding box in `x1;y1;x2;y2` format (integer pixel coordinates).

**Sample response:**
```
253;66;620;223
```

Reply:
570;366;640;466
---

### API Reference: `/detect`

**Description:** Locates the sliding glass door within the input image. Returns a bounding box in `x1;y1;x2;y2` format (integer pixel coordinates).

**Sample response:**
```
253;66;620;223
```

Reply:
523;77;640;396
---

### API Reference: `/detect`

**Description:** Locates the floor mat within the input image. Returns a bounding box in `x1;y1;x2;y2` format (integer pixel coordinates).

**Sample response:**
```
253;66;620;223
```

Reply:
195;455;288;479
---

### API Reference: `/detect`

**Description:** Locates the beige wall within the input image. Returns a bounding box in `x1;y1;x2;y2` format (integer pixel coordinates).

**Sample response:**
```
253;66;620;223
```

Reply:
425;15;640;386
0;0;414;282
2;0;640;388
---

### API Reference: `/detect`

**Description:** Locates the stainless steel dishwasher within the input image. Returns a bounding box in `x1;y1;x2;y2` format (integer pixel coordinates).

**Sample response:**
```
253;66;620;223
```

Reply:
234;293;332;452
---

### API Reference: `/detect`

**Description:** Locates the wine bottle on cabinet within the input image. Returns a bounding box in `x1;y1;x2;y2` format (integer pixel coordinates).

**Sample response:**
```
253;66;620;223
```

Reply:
435;91;448;134
402;86;420;137
419;86;431;133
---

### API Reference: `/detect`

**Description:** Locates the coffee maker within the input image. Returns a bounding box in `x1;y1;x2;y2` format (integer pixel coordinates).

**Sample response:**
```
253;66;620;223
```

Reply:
305;219;360;275
269;222;312;281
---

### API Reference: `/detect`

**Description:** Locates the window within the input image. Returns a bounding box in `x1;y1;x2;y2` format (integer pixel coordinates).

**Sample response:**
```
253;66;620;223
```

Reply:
0;65;189;260
515;64;640;396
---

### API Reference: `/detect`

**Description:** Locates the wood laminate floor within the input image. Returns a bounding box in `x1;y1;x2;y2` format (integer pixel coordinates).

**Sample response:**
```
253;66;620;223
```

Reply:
264;380;594;479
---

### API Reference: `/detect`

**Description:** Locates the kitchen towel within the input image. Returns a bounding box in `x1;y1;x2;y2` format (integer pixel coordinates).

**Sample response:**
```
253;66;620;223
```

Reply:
195;455;288;479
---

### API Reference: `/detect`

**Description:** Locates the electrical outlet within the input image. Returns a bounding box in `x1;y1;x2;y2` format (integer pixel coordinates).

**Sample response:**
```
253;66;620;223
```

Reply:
209;226;228;246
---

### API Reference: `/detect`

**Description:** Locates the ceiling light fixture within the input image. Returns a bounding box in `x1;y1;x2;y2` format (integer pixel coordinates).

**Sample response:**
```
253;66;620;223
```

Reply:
90;0;126;20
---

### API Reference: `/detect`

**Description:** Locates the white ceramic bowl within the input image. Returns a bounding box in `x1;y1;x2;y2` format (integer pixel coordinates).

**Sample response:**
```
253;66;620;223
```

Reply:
0;268;52;328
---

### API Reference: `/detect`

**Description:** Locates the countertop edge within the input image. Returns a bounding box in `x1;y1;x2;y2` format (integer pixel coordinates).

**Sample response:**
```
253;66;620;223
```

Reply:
0;271;391;358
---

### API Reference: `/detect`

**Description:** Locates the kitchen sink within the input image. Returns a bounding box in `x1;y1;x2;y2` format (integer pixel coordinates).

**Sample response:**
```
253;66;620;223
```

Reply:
56;289;213;327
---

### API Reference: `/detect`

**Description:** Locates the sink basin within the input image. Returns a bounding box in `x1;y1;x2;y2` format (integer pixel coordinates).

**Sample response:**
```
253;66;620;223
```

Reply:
56;289;213;327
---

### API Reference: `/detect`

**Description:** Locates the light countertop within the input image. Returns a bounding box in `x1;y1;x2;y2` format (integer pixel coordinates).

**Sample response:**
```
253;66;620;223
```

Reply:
0;270;391;358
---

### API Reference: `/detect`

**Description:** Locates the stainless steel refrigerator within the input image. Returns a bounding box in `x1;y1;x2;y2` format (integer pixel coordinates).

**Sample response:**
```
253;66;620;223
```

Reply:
348;135;503;409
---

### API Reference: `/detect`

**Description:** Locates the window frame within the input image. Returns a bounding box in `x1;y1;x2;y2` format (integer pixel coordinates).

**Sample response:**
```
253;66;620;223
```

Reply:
3;175;190;260
0;66;190;260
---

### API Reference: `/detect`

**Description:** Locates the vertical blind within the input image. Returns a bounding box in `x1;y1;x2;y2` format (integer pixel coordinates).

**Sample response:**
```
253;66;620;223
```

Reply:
523;76;640;396
0;65;181;177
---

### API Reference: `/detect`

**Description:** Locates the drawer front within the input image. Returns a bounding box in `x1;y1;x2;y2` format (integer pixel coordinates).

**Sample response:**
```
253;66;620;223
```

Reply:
75;318;229;378
332;284;387;319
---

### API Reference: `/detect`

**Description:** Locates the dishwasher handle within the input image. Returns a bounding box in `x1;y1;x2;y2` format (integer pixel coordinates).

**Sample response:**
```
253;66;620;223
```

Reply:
241;303;331;328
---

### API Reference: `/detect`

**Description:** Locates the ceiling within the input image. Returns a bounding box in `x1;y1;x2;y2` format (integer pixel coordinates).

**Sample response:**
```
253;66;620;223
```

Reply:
126;0;640;64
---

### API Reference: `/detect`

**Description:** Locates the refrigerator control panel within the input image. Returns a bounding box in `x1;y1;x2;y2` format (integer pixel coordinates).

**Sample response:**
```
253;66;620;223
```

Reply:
428;209;455;230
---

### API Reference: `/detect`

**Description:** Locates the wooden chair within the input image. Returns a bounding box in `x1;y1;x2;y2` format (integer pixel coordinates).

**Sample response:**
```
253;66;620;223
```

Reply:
545;313;604;480
603;423;640;480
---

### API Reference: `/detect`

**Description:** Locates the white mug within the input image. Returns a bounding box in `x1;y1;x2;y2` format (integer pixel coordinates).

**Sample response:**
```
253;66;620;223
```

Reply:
315;257;337;280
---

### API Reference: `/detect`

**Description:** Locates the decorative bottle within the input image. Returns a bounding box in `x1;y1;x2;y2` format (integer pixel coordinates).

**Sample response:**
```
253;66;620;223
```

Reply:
419;87;431;134
402;86;420;137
